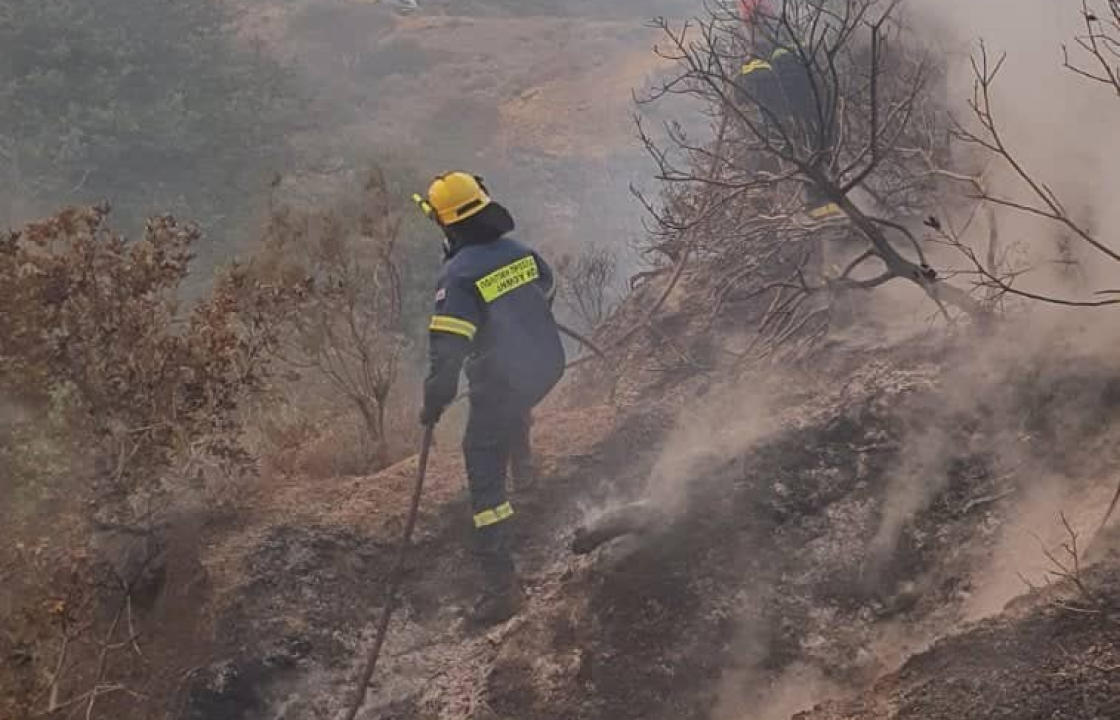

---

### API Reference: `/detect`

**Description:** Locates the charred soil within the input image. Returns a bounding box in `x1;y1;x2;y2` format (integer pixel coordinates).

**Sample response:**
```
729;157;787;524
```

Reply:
149;329;1120;720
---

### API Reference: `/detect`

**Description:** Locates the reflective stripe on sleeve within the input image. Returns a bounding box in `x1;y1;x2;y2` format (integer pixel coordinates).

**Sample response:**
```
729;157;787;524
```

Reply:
429;314;477;340
473;501;514;528
741;58;772;75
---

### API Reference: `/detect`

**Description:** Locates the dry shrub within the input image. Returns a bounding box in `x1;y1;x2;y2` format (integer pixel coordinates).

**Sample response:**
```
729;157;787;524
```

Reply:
0;540;101;719
555;243;621;333
250;171;408;472
0;204;290;521
0;175;421;716
0;204;294;718
253;399;374;480
250;373;425;481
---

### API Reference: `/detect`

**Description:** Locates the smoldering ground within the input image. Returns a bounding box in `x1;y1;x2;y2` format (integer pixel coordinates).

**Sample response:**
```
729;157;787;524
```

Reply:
610;2;1120;718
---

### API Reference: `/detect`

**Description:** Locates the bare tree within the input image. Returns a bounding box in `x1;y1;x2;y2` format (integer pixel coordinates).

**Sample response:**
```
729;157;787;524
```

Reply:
1064;0;1120;97
556;244;621;333
929;2;1120;307
630;0;985;356
257;171;406;469
916;3;1120;533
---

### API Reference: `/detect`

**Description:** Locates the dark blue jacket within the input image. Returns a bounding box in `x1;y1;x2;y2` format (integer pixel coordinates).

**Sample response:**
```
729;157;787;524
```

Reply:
739;45;821;134
424;234;565;412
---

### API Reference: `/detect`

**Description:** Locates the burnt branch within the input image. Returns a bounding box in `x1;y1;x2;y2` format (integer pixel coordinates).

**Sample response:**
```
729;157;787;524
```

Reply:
1038;513;1103;613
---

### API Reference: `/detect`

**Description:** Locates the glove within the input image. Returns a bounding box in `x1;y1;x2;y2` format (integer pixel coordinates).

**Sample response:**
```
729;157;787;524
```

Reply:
419;403;444;427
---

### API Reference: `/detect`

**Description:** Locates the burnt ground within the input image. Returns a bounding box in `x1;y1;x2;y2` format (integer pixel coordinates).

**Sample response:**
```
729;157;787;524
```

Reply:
162;335;1120;720
799;559;1120;720
477;366;1015;720
5;335;1112;720
17;304;1114;720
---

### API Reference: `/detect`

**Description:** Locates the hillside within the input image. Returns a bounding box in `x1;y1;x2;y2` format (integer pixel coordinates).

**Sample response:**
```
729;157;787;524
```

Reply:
234;0;692;258
148;297;1120;719
4;1;1120;719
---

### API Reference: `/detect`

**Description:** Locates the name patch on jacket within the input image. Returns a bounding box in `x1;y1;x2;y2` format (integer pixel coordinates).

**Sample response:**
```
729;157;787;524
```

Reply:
476;255;539;303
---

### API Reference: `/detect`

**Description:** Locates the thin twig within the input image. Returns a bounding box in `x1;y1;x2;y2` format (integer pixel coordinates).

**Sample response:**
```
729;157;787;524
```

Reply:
83;599;127;719
32;685;127;718
125;594;145;660
961;487;1017;514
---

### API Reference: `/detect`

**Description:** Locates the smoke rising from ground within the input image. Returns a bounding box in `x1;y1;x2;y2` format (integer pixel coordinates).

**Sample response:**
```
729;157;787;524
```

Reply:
644;376;786;514
873;0;1120;582
635;3;1120;718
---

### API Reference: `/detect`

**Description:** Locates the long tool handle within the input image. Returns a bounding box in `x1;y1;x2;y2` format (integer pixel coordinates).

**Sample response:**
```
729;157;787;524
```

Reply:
557;321;607;361
342;424;435;720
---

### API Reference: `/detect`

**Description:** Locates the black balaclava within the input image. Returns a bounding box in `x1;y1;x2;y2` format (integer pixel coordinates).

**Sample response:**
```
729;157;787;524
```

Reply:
443;202;515;259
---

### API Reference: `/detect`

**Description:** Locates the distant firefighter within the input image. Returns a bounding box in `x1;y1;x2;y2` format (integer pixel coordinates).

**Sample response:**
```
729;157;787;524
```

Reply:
735;0;845;225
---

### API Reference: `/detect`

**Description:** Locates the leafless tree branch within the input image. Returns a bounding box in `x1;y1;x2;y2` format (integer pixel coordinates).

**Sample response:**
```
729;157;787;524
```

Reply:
1062;0;1120;96
624;1;986;361
935;23;1120;308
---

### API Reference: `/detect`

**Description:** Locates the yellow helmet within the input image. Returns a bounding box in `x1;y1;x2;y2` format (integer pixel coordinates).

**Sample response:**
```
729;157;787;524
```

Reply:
426;172;492;226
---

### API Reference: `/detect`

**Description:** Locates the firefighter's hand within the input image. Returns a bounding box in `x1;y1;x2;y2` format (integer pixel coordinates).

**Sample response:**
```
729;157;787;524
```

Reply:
419;403;444;427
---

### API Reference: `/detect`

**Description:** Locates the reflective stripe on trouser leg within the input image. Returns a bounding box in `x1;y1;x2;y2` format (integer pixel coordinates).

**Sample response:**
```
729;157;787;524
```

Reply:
473;501;514;528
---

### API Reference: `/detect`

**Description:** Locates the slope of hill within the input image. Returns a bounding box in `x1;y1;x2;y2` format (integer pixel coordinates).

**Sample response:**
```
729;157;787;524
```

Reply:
5;3;1119;719
161;305;1120;719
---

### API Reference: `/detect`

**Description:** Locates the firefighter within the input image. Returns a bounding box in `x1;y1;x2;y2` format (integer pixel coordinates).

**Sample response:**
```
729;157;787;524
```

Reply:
735;0;844;224
416;172;565;626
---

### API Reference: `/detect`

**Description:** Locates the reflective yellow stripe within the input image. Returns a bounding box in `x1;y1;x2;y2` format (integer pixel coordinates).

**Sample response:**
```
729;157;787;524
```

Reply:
772;48;790;60
475;255;539;303
741;58;772;75
808;202;843;220
473;501;514;528
429;314;477;340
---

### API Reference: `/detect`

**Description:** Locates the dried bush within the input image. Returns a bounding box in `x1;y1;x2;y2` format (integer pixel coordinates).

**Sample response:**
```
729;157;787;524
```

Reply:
0;203;296;719
556;244;621;333
0;204;289;522
250;171;407;470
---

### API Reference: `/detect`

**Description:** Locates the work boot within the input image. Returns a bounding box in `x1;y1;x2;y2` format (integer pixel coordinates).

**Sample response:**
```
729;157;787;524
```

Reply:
468;579;524;628
469;522;522;628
